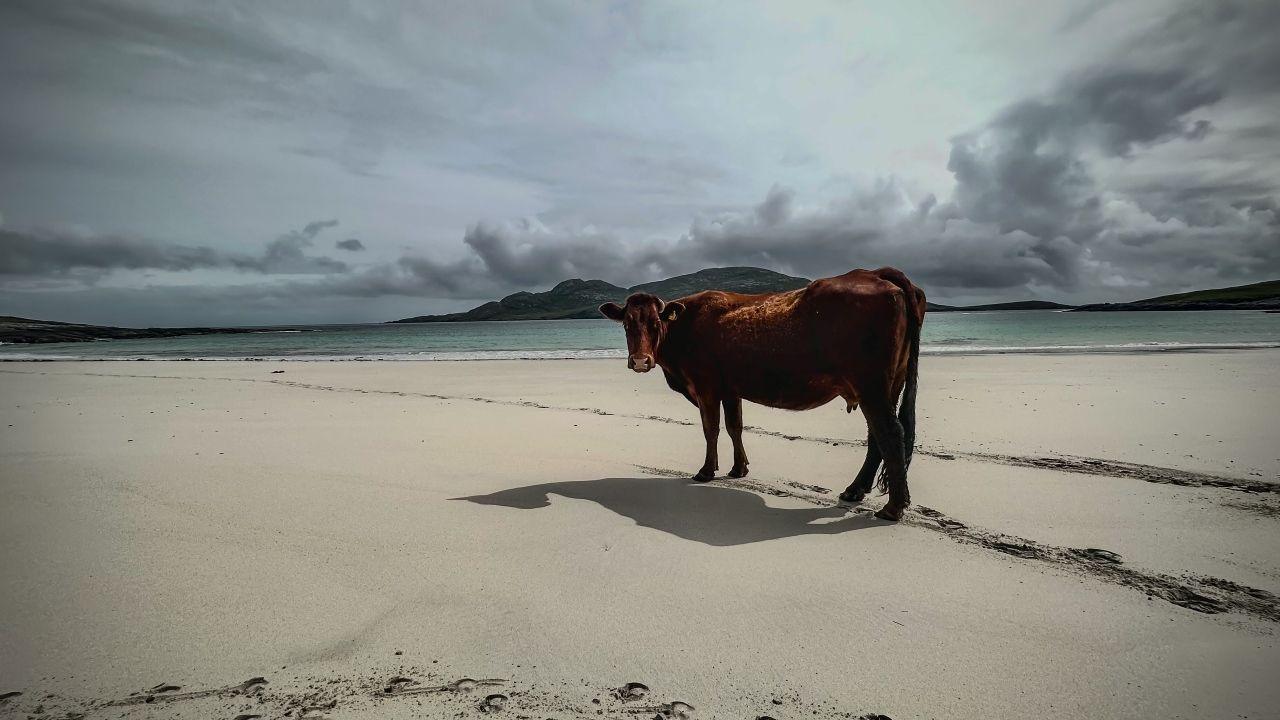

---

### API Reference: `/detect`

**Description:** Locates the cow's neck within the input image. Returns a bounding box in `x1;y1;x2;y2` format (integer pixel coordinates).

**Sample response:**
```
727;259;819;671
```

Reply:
654;327;688;375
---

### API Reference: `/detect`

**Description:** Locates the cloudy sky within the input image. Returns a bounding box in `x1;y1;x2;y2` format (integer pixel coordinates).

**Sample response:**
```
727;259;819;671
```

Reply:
1;0;1277;325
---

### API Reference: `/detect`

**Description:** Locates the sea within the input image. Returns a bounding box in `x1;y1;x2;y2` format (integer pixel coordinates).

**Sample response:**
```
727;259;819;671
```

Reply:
1;310;1277;361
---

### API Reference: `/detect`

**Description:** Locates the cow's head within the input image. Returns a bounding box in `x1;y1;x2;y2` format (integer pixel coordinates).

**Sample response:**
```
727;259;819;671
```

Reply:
599;293;685;373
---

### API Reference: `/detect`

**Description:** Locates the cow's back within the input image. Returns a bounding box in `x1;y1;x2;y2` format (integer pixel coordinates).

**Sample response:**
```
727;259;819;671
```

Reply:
666;269;909;409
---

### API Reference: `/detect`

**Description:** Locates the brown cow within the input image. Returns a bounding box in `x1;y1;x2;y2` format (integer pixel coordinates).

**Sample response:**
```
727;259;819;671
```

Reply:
600;267;925;521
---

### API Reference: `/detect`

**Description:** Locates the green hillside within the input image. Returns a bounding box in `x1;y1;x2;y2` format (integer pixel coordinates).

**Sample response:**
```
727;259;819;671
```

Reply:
1073;279;1280;311
1142;279;1280;304
629;267;809;299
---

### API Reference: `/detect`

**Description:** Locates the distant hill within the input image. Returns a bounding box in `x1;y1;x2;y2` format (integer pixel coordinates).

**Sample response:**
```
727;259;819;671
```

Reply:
396;279;631;323
390;267;808;322
1073;279;1280;311
0;316;261;344
928;300;1074;312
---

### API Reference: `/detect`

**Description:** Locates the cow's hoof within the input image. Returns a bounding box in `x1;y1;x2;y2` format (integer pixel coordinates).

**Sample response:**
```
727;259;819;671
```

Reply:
874;504;906;522
692;470;715;482
727;465;749;479
838;489;866;504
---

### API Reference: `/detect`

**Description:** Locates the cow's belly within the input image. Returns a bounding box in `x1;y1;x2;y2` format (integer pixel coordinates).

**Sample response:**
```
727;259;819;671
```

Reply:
736;374;845;411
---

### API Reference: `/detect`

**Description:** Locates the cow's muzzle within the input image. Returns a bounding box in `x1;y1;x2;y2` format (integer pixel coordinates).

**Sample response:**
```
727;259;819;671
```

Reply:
628;355;654;373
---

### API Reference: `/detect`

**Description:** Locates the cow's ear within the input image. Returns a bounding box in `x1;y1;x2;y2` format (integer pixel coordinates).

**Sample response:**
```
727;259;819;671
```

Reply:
663;301;685;322
599;302;625;321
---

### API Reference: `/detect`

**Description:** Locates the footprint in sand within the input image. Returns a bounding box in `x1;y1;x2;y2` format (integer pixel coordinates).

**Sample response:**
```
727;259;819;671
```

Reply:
236;677;268;694
615;682;650;701
479;693;508;713
383;676;418;694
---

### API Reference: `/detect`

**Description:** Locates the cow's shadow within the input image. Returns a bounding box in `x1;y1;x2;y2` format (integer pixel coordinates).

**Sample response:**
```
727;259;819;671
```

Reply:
454;476;887;546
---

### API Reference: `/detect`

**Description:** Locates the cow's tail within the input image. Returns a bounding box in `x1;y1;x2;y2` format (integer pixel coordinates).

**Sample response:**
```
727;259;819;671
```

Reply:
876;268;924;472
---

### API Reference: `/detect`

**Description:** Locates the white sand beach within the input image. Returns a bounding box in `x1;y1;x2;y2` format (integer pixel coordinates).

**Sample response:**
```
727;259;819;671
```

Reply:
2;351;1278;719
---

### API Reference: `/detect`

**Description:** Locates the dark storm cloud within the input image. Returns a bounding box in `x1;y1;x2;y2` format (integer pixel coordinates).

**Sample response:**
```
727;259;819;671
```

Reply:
658;185;1076;292
335;238;366;252
461;222;652;288
938;1;1279;291
945;67;1222;245
252;220;347;274
0;220;348;278
0;228;226;277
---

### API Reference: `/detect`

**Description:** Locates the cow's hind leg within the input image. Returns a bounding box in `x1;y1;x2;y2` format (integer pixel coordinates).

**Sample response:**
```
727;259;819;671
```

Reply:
861;392;910;521
839;429;881;503
724;396;749;478
693;394;721;482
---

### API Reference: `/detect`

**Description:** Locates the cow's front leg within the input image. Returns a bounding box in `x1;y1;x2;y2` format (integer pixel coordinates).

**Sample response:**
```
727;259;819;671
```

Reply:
723;396;749;478
693;395;720;482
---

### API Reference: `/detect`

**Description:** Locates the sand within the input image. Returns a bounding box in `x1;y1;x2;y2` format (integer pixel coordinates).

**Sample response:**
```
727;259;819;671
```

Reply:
1;351;1278;719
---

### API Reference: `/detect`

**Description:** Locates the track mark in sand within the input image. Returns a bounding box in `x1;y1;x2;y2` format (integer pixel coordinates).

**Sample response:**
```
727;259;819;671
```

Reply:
0;691;20;701
628;699;696;717
965;452;1280;495
378;676;516;718
785;480;832;494
636;465;1280;623
298;699;336;717
381;676;505;697
110;676;267;706
633;464;688;478
914;509;1279;619
4;368;1270;497
1220;498;1280;518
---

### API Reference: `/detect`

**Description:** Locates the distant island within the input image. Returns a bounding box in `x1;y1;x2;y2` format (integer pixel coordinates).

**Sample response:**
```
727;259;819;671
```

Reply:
390;267;811;322
0;316;265;345
1072;279;1280;311
390;267;1075;323
928;300;1074;312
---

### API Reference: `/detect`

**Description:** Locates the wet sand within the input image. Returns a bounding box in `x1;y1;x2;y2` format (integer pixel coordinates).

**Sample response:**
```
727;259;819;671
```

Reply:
1;351;1278;719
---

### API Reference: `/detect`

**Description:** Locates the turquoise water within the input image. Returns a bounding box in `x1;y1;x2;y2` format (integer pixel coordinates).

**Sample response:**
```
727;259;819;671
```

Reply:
1;311;1277;360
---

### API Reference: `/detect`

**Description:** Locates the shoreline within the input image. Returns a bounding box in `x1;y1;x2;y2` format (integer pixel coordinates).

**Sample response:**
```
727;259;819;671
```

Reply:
3;340;1280;362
